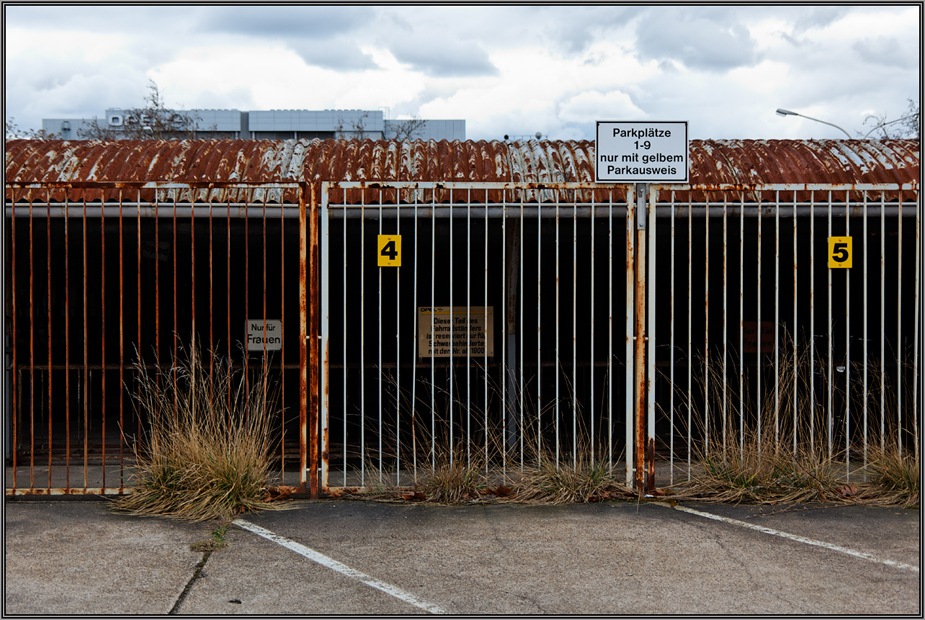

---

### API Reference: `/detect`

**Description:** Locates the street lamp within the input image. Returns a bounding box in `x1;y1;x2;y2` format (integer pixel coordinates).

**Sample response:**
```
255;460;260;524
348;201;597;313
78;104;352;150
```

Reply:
776;108;852;139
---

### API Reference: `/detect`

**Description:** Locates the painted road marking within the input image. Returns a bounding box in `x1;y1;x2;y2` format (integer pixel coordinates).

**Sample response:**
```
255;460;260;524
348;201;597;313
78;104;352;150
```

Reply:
233;519;447;614
663;503;919;573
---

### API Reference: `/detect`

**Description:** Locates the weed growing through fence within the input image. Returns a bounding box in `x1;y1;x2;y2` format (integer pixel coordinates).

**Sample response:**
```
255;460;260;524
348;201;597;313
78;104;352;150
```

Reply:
111;341;284;522
671;332;919;507
345;365;634;504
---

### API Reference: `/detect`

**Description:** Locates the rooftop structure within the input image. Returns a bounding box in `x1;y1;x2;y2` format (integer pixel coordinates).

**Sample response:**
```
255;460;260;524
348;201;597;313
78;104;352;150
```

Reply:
42;108;466;141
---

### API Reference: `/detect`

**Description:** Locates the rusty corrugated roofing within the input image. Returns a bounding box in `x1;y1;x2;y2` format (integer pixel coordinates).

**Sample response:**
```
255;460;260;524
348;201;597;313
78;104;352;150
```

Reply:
5;138;919;204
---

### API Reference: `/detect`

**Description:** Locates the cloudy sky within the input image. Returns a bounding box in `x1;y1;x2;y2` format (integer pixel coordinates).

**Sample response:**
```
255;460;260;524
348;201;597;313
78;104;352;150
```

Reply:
4;4;921;141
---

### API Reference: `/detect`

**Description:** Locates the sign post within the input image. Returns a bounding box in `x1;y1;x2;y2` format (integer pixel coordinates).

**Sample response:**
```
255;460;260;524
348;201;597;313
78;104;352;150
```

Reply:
596;120;689;494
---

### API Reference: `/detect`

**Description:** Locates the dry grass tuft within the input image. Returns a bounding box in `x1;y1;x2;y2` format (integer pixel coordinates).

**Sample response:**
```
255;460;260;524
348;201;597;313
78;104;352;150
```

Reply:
111;341;283;522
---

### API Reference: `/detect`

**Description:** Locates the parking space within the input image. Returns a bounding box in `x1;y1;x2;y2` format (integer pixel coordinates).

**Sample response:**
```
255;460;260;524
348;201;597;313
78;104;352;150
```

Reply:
4;498;920;615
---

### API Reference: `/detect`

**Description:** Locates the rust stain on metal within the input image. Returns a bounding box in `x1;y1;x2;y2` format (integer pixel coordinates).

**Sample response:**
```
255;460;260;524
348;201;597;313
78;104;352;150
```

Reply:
8;139;917;205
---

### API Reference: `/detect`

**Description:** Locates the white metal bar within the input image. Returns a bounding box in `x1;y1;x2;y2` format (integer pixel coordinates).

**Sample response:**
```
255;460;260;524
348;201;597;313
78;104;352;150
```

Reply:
828;191;834;460
809;193;815;456
412;193;419;483
378;193;383;482
555;194;560;467
774;191;780;448
395;200;401;486
897;190;903;456
360;193;366;486
756;190;763;454
430;190;436;470
573;189;578;467
466;190;471;468
845;190;851;480
484;189;489;478
722;195;728;459
590;194;596;466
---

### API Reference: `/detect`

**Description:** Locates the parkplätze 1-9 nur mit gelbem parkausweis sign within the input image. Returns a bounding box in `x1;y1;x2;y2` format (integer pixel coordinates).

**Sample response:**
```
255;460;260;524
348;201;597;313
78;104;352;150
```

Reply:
595;121;689;183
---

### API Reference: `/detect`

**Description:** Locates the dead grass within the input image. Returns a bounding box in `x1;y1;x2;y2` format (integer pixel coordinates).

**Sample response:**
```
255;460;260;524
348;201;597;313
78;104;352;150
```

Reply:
111;341;285;522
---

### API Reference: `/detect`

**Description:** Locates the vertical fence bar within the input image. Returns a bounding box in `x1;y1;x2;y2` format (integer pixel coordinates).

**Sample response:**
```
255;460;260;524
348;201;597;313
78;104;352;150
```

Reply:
48;195;55;488
118;191;125;491
590;195;596;466
466;191;471;468
320;185;331;492
828;192;834;459
100;192;107;489
739;194;744;460
774;192;780;448
519;193;525;471
501;190;507;474
897;190;903;456
82;197;89;490
555;192;560;467
646;186;656;491
484;190;489;477
430;190;435;470
880;192;885;452
413;192;419;482
845;190;851;480
687;192;693;478
342;198;347;486
862;192;868;469
623;185;636;487
607;192;613;470
625;185;635;487
537;190;542;461
704;193;710;452
669;192;675;482
449;189;454;465
64;196;70;489
913;190;920;461
10;201;18;491
757;191;763;454
378;192;383;481
573;194;578;468
280;195;286;484
395;200;401;486
722;195;728;459
793;191;798;455
360;192;366;485
809;193;814;456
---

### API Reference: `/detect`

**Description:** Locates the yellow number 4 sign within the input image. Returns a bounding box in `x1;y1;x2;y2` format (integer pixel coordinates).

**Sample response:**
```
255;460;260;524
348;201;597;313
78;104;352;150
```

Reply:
378;235;401;267
829;236;852;268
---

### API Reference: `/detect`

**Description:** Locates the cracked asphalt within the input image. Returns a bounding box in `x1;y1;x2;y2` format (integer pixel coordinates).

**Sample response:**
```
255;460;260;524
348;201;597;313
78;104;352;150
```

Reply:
4;498;920;615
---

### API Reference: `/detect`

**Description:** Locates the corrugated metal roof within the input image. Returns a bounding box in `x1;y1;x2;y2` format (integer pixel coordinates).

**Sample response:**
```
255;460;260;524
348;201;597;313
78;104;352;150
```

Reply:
5;138;919;204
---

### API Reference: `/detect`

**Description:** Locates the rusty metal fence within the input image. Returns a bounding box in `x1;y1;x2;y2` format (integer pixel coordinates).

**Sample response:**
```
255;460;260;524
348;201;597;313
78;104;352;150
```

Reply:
320;181;921;492
5;179;920;495
4;182;311;495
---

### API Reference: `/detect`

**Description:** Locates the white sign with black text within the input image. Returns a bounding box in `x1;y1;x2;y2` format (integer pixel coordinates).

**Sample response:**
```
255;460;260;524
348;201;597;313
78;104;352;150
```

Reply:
595;121;689;183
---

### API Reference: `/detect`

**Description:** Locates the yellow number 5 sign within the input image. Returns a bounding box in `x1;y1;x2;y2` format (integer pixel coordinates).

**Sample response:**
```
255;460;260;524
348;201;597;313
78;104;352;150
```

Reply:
378;235;401;267
828;236;852;268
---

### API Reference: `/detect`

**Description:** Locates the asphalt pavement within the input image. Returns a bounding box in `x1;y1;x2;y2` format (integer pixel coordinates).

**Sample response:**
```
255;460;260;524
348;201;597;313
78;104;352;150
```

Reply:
4;497;920;615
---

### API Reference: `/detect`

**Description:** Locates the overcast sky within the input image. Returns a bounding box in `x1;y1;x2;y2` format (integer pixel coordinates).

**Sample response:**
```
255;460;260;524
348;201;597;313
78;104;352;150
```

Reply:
4;4;921;141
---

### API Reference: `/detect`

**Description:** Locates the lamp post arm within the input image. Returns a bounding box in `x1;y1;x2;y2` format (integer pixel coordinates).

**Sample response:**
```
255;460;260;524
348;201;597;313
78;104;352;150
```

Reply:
794;113;852;139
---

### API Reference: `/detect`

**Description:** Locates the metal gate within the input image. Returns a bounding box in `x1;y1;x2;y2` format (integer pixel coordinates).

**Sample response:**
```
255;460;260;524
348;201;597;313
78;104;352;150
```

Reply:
4;181;311;495
320;181;920;493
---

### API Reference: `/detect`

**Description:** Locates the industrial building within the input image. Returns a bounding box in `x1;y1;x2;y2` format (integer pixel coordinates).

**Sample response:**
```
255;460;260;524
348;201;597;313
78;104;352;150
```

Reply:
42;108;466;141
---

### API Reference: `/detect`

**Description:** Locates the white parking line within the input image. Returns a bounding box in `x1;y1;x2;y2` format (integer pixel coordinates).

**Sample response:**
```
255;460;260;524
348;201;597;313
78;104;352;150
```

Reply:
663;503;919;573
233;519;447;614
